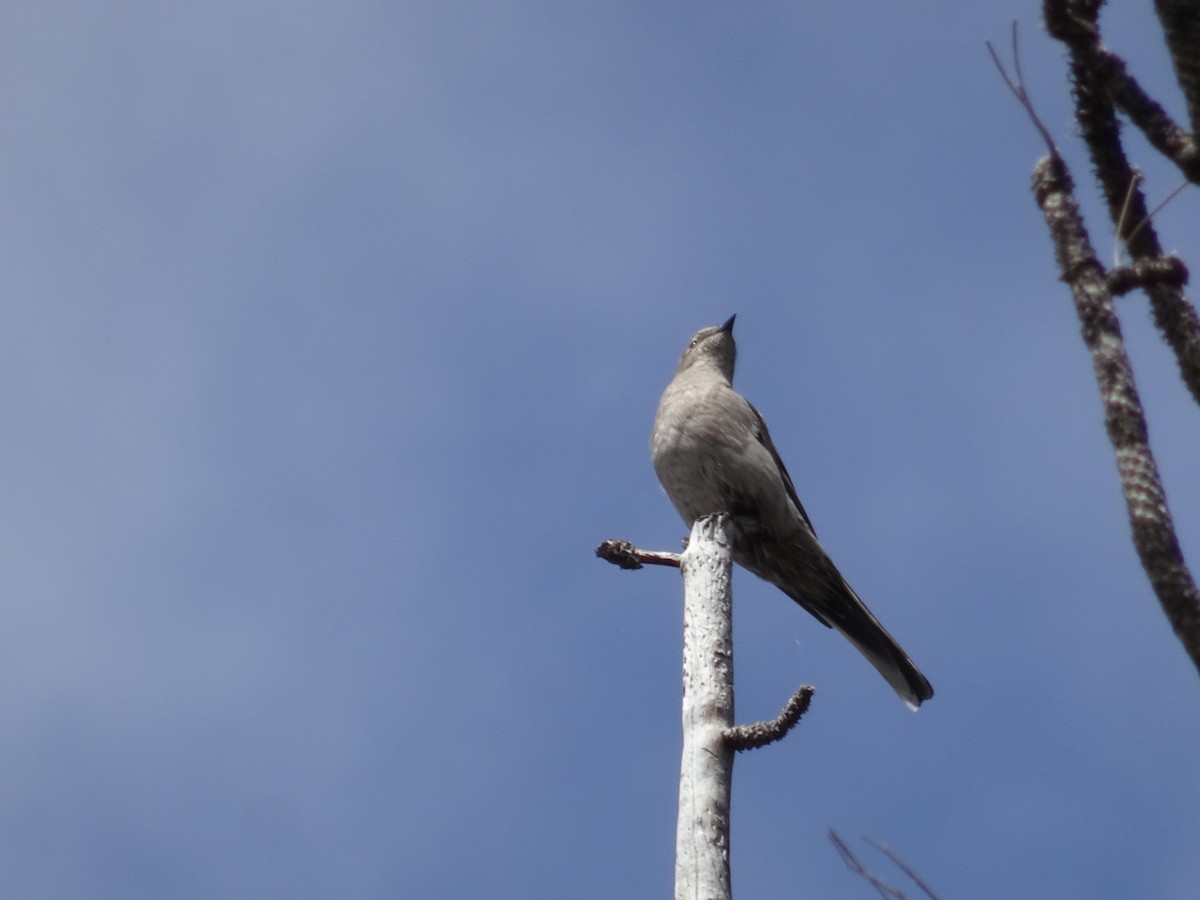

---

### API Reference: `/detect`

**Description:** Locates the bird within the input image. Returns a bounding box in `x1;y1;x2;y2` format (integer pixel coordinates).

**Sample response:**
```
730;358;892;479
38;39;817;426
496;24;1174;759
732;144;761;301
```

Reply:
651;315;933;708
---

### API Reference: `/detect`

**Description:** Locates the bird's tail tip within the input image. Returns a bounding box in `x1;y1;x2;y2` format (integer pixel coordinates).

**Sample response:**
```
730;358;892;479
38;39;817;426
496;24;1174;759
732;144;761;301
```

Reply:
898;673;934;711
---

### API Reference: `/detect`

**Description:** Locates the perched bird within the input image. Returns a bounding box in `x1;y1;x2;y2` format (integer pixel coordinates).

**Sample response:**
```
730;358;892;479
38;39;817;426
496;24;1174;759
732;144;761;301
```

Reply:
651;315;933;708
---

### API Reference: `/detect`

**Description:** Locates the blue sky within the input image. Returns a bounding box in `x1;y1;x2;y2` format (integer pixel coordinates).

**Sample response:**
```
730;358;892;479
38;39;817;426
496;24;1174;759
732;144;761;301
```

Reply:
3;1;1199;897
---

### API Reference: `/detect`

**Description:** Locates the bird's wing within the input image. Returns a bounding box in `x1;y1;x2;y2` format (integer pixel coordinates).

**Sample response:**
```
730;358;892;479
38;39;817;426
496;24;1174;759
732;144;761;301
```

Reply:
746;400;816;535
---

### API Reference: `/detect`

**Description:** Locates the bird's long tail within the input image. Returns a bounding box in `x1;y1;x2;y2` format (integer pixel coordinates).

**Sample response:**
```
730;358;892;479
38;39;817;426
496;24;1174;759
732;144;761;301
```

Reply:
826;599;934;710
740;540;934;708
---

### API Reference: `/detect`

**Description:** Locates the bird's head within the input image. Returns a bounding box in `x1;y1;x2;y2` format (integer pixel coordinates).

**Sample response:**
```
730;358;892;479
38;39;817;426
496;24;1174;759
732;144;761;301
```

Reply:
675;314;737;382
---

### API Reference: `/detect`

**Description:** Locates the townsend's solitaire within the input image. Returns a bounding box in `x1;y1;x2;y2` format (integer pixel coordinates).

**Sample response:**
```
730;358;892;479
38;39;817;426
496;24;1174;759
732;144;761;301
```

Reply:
651;316;934;708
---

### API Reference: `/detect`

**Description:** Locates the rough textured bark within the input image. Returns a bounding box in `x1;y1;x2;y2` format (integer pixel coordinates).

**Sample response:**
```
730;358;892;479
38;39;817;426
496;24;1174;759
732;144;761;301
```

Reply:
1154;0;1200;134
989;3;1200;676
1031;152;1200;677
1043;0;1200;404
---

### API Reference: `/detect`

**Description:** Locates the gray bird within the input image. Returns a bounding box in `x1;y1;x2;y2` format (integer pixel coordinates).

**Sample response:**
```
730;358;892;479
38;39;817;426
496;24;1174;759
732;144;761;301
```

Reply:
651;315;933;708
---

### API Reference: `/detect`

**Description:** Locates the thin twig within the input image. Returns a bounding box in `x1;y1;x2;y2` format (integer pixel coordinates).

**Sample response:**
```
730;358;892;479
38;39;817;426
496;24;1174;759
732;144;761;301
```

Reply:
830;831;940;900
1123;178;1190;249
1112;170;1143;266
986;22;1057;154
863;837;941;900
829;832;908;900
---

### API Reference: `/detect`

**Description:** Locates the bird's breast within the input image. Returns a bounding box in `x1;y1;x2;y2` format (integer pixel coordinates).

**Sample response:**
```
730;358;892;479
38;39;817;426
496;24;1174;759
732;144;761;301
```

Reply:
652;389;747;522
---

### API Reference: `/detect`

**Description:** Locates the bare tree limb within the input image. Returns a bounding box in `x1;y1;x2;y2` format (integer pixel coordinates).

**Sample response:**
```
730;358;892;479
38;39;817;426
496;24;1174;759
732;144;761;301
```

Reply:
1154;0;1200;134
598;519;816;897
1044;0;1200;405
674;514;735;900
1041;13;1200;184
990;10;1200;675
1032;151;1200;676
724;685;814;752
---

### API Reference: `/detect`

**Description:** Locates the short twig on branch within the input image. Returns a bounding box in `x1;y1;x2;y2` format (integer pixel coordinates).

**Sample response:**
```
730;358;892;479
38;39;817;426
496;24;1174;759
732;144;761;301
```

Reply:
594;539;681;569
724;685;815;752
1108;256;1189;296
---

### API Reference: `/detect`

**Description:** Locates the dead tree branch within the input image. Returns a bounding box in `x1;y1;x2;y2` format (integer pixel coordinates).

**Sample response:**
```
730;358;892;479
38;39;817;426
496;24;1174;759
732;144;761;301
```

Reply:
991;8;1200;675
1031;151;1200;674
1044;0;1200;404
1154;0;1200;134
674;515;735;900
598;515;819;897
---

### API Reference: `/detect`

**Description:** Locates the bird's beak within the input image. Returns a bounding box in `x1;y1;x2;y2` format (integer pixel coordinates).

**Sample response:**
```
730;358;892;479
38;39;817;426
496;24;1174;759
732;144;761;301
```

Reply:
721;314;736;333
